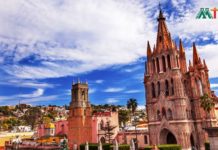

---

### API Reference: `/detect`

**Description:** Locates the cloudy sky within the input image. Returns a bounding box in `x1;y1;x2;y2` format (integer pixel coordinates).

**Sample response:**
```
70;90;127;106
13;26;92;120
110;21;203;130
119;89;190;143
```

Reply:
0;0;218;107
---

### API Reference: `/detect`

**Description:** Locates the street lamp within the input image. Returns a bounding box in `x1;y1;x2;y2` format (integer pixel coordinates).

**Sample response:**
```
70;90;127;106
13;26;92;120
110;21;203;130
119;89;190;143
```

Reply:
133;116;138;150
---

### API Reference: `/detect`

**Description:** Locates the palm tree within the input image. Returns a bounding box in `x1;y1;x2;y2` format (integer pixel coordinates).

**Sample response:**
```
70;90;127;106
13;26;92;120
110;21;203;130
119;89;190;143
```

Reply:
127;98;138;114
200;93;215;127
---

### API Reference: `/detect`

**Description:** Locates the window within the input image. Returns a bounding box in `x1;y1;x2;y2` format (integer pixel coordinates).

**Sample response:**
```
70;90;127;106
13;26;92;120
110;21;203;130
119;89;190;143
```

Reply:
144;135;148;144
171;78;174;95
197;79;203;96
156;58;160;73
162;56;166;72
176;56;179;68
159;36;162;42
167;55;171;69
152;59;156;73
152;83;156;98
165;80;169;96
184;80;187;95
82;91;85;100
157;110;161;121
162;107;166;118
167;109;173;120
157;82;160;96
100;120;104;130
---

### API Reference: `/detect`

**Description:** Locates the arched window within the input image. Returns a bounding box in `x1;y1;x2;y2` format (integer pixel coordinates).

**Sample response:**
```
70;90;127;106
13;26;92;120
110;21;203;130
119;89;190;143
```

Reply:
186;109;190;119
171;78;174;95
162;107;166;118
162;56;166;72
61;124;64;132
165;80;169;96
156;58;160;73
152;82;156;98
157;81;161;96
184;80;187;95
157;110;161;121
82;91;85;100
100;120;104;130
197;79;203;96
167;109;173;120
152;59;156;73
167;55;171;69
176;56;179;68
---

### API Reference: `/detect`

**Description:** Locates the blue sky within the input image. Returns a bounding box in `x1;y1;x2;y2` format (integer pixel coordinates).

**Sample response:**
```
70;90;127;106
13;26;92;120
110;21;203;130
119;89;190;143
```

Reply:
0;0;218;107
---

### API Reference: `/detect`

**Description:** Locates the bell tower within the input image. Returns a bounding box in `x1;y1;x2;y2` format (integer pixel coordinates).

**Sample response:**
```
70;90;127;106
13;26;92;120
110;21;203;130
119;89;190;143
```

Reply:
68;81;92;149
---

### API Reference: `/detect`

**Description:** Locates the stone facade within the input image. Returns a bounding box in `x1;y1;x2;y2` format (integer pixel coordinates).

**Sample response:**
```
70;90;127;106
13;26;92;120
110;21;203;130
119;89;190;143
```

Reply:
68;82;92;149
144;10;217;150
92;111;119;143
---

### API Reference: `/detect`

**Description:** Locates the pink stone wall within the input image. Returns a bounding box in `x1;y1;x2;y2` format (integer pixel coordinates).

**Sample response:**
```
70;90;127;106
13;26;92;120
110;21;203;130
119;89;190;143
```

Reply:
116;131;149;148
55;120;68;135
37;120;68;138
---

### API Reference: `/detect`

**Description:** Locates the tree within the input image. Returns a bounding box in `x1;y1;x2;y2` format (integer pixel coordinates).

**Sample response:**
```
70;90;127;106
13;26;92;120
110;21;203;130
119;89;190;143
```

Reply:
22;107;42;129
127;98;138;114
200;93;215;127
101;121;117;144
118;109;130;126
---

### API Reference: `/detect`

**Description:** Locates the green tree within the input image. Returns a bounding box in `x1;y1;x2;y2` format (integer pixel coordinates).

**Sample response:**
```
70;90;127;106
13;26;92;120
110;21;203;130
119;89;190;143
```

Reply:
22;107;42;129
118;109;130;126
200;93;215;127
127;98;138;114
101;121;117;144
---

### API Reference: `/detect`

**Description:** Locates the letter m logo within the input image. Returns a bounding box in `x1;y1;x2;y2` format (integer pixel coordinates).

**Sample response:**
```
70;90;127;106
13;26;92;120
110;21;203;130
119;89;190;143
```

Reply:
196;8;213;19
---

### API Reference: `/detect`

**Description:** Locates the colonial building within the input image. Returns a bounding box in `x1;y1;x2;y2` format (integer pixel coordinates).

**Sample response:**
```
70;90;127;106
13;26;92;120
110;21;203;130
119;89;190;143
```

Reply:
144;10;217;150
92;111;119;143
68;82;92;149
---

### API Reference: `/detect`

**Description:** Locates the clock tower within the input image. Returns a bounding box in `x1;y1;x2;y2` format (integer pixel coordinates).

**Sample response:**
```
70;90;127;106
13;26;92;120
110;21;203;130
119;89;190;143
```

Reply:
68;81;92;149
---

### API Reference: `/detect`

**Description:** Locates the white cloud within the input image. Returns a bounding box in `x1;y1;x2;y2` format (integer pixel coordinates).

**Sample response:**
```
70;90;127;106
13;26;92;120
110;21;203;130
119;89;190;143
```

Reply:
18;88;44;98
123;66;142;73
0;79;55;88
125;90;142;94
0;94;58;105
211;83;218;89
95;80;104;84
0;0;218;80
185;44;218;78
137;105;145;110
89;88;96;94
106;98;119;104
104;87;124;93
0;0;152;79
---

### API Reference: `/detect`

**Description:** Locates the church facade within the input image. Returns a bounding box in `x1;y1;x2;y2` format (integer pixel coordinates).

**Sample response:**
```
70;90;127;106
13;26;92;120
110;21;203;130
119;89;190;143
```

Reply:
144;10;217;150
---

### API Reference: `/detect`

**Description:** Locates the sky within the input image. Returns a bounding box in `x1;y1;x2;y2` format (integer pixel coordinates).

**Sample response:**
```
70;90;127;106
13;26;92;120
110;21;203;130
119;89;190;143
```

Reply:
0;0;218;107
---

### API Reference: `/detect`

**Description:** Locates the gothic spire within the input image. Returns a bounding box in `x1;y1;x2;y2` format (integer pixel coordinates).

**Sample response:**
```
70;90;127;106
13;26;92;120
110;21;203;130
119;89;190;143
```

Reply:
193;42;200;65
203;59;209;71
179;39;185;55
147;41;152;57
156;8;172;52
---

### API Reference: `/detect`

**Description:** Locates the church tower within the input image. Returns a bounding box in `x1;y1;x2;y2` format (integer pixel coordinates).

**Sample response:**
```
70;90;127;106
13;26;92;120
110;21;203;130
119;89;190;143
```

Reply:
68;81;92;149
144;9;216;150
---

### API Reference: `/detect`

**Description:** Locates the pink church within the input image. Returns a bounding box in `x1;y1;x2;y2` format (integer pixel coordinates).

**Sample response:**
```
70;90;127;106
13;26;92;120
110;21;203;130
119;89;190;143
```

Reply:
37;111;119;143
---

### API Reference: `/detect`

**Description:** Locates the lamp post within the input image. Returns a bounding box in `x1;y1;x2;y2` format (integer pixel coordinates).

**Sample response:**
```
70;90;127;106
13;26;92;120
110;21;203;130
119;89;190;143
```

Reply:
133;116;138;150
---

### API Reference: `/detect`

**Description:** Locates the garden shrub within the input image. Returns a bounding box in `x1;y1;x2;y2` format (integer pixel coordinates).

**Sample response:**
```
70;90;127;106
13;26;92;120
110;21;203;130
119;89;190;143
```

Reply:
158;144;181;150
80;143;111;150
144;144;181;150
144;146;152;150
205;142;210;150
118;144;130;150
